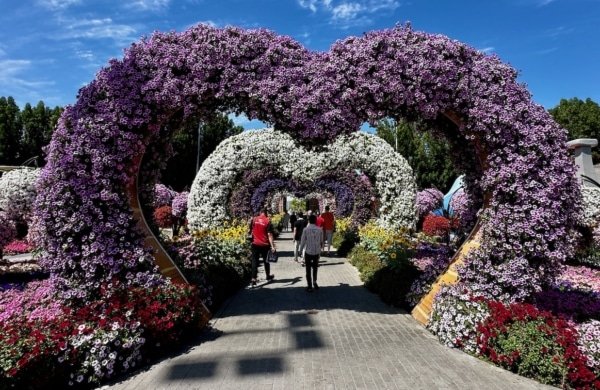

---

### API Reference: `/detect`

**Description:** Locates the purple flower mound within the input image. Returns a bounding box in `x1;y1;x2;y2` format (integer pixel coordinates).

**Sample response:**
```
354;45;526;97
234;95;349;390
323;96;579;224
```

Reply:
171;191;189;219
154;183;176;208
33;22;581;303
416;188;444;219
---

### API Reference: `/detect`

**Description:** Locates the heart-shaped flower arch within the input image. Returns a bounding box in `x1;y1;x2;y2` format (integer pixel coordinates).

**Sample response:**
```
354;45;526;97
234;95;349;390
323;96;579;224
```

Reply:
229;165;375;225
33;24;581;320
187;128;416;230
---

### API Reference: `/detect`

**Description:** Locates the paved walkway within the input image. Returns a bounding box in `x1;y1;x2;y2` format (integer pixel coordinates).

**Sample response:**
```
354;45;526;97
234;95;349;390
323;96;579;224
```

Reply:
103;231;557;390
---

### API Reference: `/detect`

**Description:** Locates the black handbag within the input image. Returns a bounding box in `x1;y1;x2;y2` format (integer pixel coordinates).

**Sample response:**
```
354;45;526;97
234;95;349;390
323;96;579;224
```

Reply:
267;249;278;263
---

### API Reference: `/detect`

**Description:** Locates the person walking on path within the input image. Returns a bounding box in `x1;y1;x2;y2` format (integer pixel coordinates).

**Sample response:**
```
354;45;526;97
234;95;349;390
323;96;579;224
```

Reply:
249;207;276;287
282;210;290;232
321;205;335;255
299;213;324;292
289;211;297;232
293;211;307;263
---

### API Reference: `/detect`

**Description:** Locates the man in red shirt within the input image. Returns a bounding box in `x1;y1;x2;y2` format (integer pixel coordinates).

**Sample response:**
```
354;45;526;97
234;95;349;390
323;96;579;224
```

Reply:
249;207;276;287
320;205;335;256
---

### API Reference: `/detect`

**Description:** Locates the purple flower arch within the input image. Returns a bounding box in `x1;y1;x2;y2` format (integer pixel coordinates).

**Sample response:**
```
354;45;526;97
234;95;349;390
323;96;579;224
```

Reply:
315;169;375;225
34;23;581;310
229;166;373;226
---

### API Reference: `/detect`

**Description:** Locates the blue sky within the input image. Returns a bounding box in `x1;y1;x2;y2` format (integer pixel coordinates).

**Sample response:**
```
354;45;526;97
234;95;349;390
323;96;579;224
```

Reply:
1;0;598;130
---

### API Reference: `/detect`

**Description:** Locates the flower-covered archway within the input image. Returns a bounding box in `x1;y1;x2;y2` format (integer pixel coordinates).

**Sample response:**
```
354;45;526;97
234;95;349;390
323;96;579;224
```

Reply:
187;128;416;230
34;24;580;326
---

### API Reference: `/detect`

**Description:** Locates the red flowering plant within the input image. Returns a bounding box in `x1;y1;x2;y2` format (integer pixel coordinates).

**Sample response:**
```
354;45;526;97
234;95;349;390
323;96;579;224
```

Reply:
153;205;175;229
0;278;204;389
422;214;458;240
476;301;599;389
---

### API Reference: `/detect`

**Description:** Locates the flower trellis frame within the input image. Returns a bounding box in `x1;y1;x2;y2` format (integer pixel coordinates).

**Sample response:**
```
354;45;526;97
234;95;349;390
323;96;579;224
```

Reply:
33;23;581;326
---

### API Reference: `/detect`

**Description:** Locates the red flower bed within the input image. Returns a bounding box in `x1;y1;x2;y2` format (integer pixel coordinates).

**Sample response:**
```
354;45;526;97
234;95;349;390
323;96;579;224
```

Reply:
476;301;599;389
422;215;454;237
0;281;204;388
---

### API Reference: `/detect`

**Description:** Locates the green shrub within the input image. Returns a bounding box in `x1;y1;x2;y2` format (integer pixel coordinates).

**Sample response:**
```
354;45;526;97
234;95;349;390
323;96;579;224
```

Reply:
370;263;422;310
348;246;384;285
332;228;359;257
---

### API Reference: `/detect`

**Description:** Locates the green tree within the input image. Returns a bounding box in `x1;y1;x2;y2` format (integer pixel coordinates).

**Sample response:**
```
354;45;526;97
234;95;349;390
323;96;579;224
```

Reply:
548;97;600;163
375;118;458;192
161;112;244;191
20;101;62;166
0;96;23;165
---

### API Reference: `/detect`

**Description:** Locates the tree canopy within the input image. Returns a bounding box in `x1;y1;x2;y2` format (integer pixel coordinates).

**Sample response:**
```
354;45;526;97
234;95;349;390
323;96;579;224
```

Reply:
549;97;600;163
0;97;62;166
375;118;458;192
160;112;244;191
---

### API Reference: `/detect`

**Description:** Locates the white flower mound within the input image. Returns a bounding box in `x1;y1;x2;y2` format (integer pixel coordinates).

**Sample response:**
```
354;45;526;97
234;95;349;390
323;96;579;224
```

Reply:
188;128;417;230
581;186;600;226
0;168;41;222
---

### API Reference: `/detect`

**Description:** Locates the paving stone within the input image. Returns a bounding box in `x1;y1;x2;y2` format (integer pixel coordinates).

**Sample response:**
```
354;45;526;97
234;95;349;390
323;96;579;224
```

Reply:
103;232;558;390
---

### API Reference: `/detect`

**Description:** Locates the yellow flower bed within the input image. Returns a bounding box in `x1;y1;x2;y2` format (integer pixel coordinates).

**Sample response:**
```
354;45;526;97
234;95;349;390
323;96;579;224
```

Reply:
192;219;249;244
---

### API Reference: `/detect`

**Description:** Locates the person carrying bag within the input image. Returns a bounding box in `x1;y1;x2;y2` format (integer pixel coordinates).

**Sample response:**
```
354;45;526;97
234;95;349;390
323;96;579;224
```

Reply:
249;208;276;287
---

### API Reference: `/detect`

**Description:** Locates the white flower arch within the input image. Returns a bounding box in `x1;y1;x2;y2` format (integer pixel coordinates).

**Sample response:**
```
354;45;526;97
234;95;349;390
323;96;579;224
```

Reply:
188;128;417;230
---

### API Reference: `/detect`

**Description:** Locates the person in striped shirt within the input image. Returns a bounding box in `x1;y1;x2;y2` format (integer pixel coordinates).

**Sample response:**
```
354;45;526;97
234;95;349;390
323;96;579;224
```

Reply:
299;214;324;292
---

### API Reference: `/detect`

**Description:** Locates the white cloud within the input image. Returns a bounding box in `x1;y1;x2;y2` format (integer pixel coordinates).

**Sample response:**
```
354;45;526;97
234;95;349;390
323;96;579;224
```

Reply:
298;0;319;12
332;3;364;21
0;59;32;79
57;18;138;42
0;59;54;93
545;26;574;38
125;0;171;11
297;0;400;27
38;0;81;10
479;46;495;54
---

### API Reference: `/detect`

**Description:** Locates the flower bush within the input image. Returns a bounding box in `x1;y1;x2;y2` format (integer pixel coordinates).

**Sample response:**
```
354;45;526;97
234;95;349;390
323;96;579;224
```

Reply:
3;239;34;256
0;279;205;388
406;244;453;306
576;320;600;374
0;168;40;223
153;205;174;229
448;188;478;235
154;183;177;208
476;301;598;388
331;216;360;257
422;214;453;238
416;188;443;219
166;219;251;311
171;191;189;220
428;286;490;354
